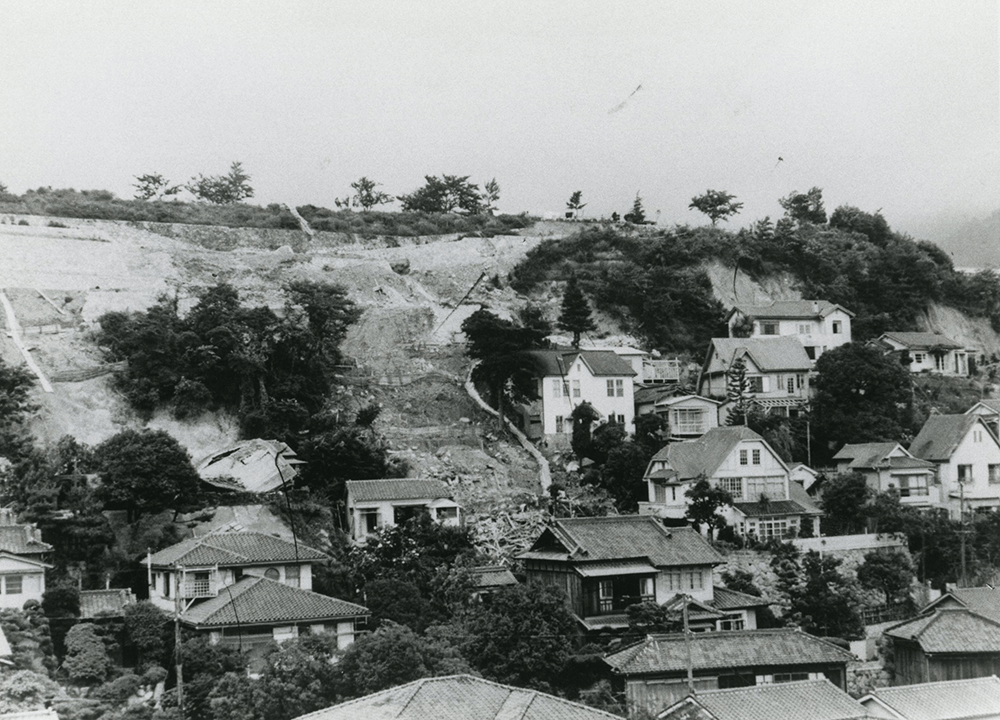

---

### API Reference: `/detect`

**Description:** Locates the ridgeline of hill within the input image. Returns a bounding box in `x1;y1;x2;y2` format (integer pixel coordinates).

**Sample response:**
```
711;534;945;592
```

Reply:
510;210;1000;358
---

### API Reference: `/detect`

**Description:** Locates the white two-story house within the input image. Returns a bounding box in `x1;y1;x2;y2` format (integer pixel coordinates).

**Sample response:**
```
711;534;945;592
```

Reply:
0;509;52;609
520;349;637;442
698;337;813;422
832;442;939;509
908;414;1000;517
877;332;970;377
639;426;821;539
144;531;368;650
726;300;854;363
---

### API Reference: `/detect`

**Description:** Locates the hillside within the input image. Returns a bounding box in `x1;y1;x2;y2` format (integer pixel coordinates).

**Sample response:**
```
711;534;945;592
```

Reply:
0;213;576;495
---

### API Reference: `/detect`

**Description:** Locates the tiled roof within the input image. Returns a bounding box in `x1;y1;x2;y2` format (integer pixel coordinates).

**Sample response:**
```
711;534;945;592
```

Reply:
664;680;866;720
706;337;813;373
946;586;1000;623
710;586;772;610
523;516;723;568
880;332;963;350
197;439;301;494
649;426;772;479
787;481;822;514
523;349;637;378
833;442;903;467
732;500;810;518
884;607;1000;652
604;628;855;675
0;526;53;555
731;299;854;320
182;576;368;628
909;414;989;462
634;385;681;406
346;479;454;503
467;566;518;589
147;531;326;568
662;594;725;621
80;589;136;619
292;674;624;720
864;676;1000;720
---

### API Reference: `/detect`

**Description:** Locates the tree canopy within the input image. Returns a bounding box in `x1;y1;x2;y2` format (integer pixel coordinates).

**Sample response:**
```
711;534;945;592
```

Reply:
186;161;254;204
685;478;732;538
689;189;743;225
397;175;483;214
779;186;827;225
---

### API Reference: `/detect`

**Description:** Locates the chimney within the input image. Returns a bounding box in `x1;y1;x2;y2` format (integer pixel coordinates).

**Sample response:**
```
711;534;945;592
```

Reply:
812;301;819;314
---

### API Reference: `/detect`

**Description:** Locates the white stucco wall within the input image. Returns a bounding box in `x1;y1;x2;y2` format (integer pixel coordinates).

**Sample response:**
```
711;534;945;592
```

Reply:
539;356;635;436
938;423;1000;517
0;557;45;609
732;308;852;360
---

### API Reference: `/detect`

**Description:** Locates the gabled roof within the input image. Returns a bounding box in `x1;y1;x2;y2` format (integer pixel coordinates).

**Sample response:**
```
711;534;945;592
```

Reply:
729;299;855;320
662;679;866;720
523;349;637;378
655;394;724;408
0;525;53;556
833;442;906;467
146;531;326;568
788;480;823;514
662;594;725;622
967;399;1000;415
467;565;518;589
909;414;996;462
929;586;1000;624
520;516;723;568
181;576;368;628
704;337;813;374
292;674;624;720
879;332;963;350
346;479;454;503
884;607;1000;653
862;676;1000;720
710;586;773;610
648;426;787;480
604;628;855;675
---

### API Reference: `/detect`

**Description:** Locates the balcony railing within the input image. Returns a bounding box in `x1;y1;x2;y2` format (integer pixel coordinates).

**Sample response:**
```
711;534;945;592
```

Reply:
182;579;216;598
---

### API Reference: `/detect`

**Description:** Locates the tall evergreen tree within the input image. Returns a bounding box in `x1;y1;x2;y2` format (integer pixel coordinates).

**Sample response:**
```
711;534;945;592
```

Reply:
725;356;754;426
557;275;596;348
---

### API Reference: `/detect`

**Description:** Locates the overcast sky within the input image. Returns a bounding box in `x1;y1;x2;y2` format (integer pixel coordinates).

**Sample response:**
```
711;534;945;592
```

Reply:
1;1;997;231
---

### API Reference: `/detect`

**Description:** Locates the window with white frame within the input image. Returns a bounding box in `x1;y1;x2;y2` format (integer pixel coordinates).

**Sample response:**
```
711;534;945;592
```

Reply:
663;571;682;591
572;380;581;398
913;352;925;363
832;321;842;334
360;508;379;535
673;408;704;435
555;416;564;434
739;450;748;466
552;379;562;398
285;565;301;588
615;379;624;397
607;379;615;396
598;580;614;613
935;354;946;371
958;464;973;483
654;484;666;503
683;569;703;590
797;323;813;335
990;465;1000;484
748;376;764;393
719;614;745;630
3;575;23;594
761;322;779;335
786;376;794;394
745;477;785;501
895;475;928;497
718;477;742;500
752;448;761;465
758;518;789;540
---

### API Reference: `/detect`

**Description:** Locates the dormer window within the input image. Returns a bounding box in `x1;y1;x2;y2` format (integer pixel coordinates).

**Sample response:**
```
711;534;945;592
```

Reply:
761;322;779;335
264;568;280;581
285;565;300;588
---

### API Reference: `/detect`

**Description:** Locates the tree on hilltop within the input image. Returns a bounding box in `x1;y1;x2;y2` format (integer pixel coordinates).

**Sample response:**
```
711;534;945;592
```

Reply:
187;161;254;204
565;190;586;219
779;186;827;226
132;173;180;201
482;178;501;215
689;189;744;226
348;176;393;211
557;274;597;348
398;175;483;214
623;192;647;224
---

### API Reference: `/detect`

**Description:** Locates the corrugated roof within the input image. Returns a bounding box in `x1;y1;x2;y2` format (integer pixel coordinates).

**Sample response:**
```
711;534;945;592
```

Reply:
909;414;985;462
884;607;1000;652
0;526;52;556
346;479;455;502
467;566;518;589
705;337;813;373
649;426;771;480
665;680;866;720
523;349;637;378
604;628;855;675
197;439;300;494
80;589;136;619
731;300;854;320
880;332;963;350
182;576;368;628
291;674;624;720
865;676;1000;720
710;586;772;610
147;531;326;568
523;516;723;568
732;500;813;517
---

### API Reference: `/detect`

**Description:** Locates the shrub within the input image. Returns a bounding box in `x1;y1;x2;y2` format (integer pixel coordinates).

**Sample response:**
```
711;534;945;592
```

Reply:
63;623;110;684
47;220;68;228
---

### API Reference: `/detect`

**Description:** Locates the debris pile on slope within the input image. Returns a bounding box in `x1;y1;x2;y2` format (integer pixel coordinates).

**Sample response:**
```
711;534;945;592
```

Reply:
460;488;550;563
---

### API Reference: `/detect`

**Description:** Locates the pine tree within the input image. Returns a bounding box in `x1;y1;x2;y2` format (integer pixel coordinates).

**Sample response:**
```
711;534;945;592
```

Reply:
557;275;596;348
725;356;754;426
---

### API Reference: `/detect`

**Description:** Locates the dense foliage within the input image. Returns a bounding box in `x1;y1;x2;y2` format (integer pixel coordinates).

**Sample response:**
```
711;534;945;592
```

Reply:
96;282;358;436
510;192;1000;353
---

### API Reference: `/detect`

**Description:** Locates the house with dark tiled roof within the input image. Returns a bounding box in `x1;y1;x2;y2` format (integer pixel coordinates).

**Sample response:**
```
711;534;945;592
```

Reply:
922;585;1000;623
659;679;867;720
0;508;52;609
143;531;367;650
883;606;1000;686
699;337;813;422
727;299;855;363
639;427;822;540
467;565;517;603
908;414;1000;517
292;674;624;720
860;675;1000;720
345;479;461;543
518;349;637;443
518;516;767;632
833;442;938;509
877;332;970;377
605;628;856;717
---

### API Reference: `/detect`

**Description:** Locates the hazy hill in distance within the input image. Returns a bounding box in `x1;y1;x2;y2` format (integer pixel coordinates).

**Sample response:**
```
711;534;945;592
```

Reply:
904;208;1000;270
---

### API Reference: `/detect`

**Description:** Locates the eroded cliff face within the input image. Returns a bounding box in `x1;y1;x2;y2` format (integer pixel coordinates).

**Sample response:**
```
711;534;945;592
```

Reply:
703;260;1000;357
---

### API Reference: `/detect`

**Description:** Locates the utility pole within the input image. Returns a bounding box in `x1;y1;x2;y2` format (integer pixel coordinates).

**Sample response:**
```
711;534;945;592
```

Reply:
683;600;694;694
959;481;968;588
174;566;184;717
